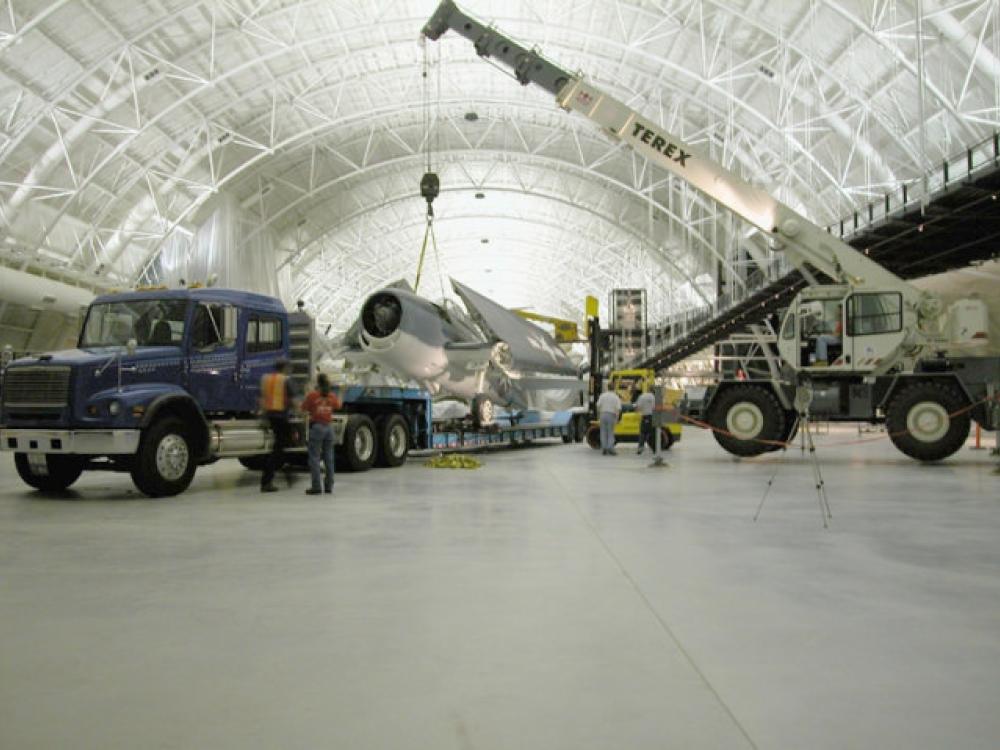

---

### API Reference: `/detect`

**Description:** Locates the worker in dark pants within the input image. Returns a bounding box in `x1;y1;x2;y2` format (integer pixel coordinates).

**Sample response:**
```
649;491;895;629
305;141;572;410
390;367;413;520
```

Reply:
301;373;342;495
260;358;296;493
635;386;656;455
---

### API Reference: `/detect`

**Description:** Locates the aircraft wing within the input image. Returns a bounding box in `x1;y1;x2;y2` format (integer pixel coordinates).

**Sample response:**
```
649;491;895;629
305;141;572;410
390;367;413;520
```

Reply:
451;278;577;376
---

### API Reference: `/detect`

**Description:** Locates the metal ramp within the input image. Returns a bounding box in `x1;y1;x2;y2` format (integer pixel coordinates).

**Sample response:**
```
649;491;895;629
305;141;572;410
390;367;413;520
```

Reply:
635;135;1000;372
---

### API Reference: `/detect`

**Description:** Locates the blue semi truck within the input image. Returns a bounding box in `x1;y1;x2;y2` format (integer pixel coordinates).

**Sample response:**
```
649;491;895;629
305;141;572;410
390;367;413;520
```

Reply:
0;287;436;497
0;287;581;497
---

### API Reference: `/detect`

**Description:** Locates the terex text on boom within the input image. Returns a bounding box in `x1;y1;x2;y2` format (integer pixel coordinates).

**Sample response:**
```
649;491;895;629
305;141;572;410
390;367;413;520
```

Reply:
631;122;690;166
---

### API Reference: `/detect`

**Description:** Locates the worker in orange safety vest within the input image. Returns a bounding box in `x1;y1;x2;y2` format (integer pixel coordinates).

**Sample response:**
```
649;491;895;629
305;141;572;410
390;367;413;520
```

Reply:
259;358;296;492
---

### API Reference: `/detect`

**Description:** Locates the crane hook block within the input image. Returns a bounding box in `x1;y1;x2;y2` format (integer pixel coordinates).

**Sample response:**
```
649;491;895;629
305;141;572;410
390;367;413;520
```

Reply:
420;172;440;212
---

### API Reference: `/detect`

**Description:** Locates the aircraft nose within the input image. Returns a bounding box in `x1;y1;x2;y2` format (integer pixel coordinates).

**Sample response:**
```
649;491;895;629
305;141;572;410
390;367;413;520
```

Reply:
361;292;403;338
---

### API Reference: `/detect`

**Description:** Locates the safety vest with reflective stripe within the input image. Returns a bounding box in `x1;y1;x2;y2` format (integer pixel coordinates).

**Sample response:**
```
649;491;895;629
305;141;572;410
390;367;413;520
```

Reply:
261;372;288;412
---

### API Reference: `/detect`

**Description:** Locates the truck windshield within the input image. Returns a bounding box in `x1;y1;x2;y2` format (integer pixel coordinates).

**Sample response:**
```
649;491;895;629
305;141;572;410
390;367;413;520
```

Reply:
80;299;188;348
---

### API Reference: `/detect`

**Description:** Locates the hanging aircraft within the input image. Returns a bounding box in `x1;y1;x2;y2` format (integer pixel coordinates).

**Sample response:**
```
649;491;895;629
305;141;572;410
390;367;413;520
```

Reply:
332;278;587;426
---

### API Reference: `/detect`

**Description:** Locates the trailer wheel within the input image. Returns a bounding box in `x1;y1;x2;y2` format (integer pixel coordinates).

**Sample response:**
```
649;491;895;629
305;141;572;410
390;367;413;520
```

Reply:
343;414;376;471
561;417;576;444
585;423;601;450
886;381;970;462
14;453;84;491
573;415;586;443
708;384;786;457
130;417;196;497
375;414;409;467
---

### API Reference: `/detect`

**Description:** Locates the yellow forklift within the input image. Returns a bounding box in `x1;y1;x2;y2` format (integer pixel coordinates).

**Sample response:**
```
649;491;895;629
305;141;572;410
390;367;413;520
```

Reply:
584;368;683;451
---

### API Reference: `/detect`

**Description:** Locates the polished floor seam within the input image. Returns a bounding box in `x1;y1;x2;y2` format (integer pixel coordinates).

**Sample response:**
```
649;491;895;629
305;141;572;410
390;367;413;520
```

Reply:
543;463;760;750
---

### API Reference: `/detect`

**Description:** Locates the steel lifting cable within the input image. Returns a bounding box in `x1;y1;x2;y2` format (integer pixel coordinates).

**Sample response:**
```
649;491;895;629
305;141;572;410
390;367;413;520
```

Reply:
414;36;441;294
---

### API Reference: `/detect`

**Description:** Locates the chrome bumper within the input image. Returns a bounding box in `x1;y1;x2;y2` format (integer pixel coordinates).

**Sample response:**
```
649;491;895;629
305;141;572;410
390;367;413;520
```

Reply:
0;428;141;455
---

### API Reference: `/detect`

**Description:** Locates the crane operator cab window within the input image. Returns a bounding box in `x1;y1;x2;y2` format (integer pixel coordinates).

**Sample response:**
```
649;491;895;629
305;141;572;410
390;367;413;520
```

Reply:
797;299;844;367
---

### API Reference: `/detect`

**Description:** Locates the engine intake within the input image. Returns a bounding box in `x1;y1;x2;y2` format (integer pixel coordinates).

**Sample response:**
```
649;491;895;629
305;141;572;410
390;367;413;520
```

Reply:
361;292;403;339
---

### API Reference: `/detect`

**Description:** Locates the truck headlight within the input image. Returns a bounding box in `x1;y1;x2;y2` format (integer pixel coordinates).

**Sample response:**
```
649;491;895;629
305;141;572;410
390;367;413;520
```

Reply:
108;400;121;416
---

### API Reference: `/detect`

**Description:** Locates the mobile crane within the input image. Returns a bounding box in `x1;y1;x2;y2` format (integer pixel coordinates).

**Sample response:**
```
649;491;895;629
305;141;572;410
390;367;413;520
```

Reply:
423;0;999;462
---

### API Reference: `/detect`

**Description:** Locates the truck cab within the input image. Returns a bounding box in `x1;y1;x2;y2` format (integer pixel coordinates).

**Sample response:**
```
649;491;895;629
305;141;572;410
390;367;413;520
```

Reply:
1;288;294;496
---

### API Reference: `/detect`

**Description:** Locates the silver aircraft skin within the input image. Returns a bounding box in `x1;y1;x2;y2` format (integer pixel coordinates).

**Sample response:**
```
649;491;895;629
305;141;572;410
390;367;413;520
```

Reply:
347;278;585;415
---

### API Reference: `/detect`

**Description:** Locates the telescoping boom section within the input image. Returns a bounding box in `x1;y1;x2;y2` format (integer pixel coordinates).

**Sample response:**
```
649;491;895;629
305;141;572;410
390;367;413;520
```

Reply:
422;0;945;342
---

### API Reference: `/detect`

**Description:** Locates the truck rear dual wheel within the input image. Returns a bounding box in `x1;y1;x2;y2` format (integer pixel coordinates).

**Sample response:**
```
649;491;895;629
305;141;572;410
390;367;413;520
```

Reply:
131;417;196;497
14;453;84;491
375;413;409;468
341;414;377;472
886;381;970;462
708;384;787;458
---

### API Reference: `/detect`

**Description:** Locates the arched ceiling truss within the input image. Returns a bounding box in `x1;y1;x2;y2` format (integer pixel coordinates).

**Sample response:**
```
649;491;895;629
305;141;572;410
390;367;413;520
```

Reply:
1;0;998;333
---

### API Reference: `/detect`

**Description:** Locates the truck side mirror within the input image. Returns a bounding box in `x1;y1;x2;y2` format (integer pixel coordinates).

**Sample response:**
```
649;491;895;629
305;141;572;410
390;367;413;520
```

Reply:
126;338;137;356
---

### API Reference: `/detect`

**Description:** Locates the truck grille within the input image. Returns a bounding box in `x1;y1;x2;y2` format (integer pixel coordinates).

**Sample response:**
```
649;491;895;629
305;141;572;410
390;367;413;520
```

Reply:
2;366;71;409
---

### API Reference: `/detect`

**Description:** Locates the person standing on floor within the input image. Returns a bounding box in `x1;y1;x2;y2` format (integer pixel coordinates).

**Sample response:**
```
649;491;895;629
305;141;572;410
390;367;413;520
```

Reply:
301;373;342;495
596;384;623;456
635;386;657;455
259;358;296;493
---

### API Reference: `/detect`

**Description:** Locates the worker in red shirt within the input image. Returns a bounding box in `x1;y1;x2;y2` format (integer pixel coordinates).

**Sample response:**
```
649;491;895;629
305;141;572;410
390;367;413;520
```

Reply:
301;373;342;495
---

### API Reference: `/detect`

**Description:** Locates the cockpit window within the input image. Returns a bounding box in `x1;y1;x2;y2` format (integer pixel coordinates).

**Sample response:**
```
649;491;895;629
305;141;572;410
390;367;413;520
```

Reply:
80;299;187;348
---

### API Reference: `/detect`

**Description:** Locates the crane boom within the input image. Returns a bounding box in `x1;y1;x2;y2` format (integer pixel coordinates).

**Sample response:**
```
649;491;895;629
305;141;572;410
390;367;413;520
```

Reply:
422;0;939;323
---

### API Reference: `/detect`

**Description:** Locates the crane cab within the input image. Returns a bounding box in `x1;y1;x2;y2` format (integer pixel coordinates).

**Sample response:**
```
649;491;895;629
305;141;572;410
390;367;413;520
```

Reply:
777;286;907;374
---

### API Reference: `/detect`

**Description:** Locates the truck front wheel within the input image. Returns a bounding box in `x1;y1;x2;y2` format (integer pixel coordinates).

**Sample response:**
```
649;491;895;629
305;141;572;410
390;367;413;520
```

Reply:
131;417;197;497
708;384;786;457
886;381;971;462
14;453;84;491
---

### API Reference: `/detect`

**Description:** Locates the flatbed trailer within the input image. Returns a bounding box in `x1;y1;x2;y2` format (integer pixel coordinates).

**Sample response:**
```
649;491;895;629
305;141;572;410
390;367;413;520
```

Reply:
429;409;583;451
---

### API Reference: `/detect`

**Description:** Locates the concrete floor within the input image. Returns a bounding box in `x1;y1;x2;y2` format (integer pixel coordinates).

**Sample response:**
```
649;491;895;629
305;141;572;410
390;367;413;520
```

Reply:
1;427;998;750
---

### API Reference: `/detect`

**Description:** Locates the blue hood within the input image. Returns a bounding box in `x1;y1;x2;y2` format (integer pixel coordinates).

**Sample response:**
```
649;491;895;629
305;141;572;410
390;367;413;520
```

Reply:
10;346;181;369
